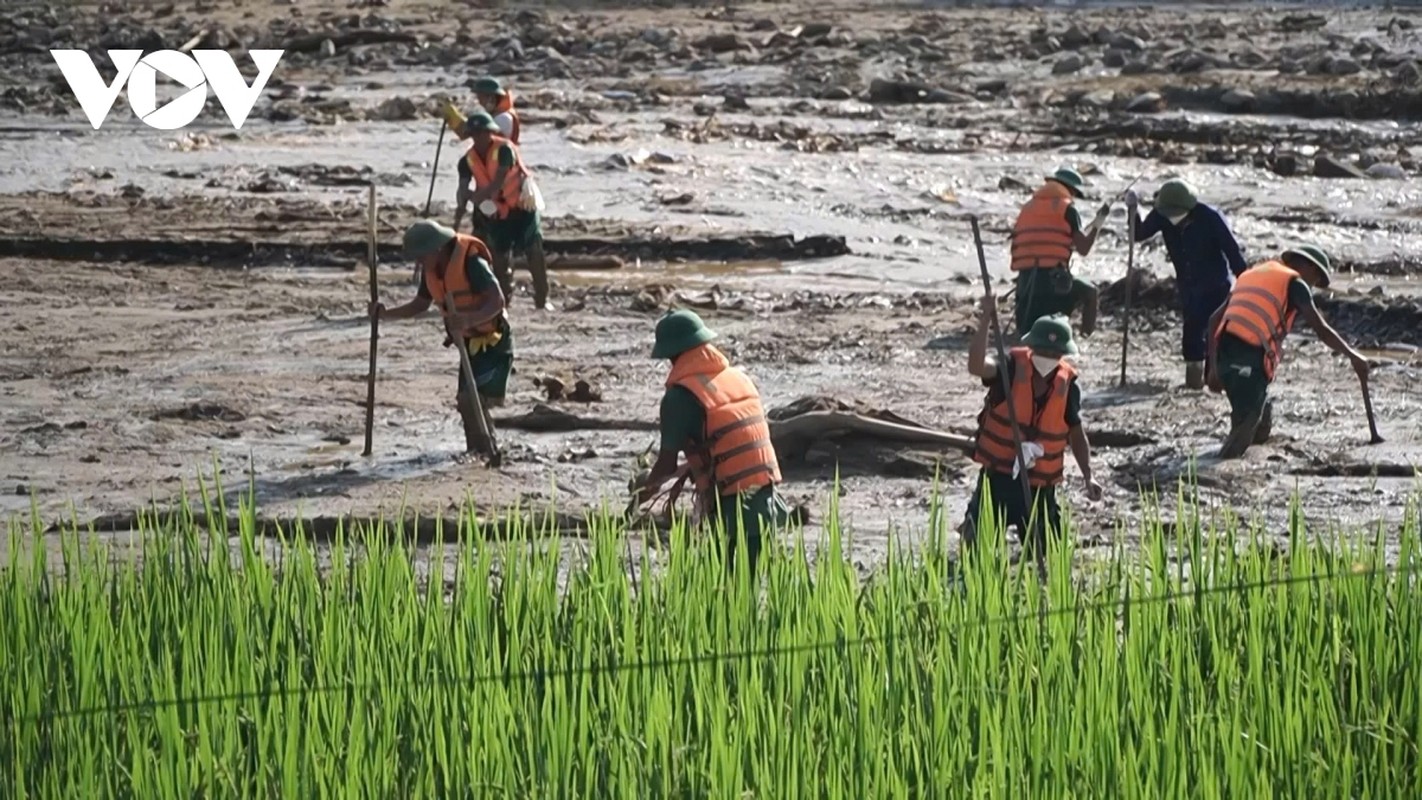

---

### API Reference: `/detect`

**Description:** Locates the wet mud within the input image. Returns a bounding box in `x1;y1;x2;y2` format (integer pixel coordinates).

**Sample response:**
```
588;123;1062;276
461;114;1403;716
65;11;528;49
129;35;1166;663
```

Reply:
2;0;1420;566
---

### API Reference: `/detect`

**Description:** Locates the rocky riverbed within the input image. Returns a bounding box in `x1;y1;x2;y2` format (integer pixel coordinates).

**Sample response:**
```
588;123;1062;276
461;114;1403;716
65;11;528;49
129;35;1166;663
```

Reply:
1;0;1419;567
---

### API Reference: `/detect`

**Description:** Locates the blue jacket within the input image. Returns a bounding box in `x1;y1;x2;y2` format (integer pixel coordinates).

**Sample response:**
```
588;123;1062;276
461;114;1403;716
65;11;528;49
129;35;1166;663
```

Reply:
1130;203;1247;297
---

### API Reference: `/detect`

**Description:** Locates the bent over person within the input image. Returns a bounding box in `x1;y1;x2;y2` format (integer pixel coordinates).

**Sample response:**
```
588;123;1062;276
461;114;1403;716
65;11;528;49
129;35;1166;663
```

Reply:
370;221;513;456
1206;245;1369;459
1010;167;1109;337
630;310;791;572
961;301;1104;558
1127;179;1248;389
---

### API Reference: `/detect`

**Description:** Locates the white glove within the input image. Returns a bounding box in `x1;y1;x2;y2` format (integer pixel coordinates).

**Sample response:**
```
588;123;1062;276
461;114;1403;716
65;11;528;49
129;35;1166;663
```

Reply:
1012;442;1046;479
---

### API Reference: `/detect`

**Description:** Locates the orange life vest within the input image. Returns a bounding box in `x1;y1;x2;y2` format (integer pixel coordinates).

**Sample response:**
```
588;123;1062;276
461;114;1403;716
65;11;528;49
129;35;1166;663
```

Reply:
465;136;528;220
972;347;1077;487
1214;260;1300;383
491;93;520;144
666;343;783;499
422;234;502;338
1010;181;1076;271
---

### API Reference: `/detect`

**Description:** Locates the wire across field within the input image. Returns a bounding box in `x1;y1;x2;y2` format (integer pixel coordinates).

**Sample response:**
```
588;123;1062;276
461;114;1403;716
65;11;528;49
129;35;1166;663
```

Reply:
3;485;1420;798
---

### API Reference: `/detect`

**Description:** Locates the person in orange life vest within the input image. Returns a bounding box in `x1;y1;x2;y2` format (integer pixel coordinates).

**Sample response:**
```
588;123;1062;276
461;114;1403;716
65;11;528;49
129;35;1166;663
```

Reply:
471;77;520;143
454;112;550;310
961;301;1104;557
1205;245;1370;460
369;220;513;456
629;310;791;573
1010;167;1111;338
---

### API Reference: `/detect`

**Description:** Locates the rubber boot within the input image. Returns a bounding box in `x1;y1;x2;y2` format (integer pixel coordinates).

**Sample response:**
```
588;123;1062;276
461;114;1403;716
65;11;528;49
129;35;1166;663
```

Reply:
1252;400;1273;445
1219;408;1262;460
1185;361;1205;390
527;240;551;310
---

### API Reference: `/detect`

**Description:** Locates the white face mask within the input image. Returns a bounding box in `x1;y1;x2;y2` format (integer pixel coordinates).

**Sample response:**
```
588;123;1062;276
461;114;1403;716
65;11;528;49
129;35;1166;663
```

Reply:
1031;354;1061;376
1167;212;1189;226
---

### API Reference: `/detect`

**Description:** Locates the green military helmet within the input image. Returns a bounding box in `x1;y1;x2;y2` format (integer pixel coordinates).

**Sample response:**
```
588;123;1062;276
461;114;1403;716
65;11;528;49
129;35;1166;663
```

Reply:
1282;244;1332;288
1154;179;1199;215
471;76;507;96
1045;167;1087;198
651;309;718;359
403;219;456;259
1022;314;1079;357
460;111;501;135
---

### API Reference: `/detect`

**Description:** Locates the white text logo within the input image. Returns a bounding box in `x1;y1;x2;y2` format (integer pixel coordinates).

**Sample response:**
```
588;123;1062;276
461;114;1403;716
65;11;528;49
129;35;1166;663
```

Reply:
49;49;284;130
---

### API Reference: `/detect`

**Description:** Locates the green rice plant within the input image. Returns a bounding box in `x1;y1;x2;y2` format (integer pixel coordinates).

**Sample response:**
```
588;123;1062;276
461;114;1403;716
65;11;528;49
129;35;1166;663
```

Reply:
1;477;1419;798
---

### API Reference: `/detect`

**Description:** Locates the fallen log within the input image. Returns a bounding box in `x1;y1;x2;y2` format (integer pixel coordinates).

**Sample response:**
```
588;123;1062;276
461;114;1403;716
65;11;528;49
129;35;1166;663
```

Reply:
282;29;420;54
771;411;975;460
496;404;975;457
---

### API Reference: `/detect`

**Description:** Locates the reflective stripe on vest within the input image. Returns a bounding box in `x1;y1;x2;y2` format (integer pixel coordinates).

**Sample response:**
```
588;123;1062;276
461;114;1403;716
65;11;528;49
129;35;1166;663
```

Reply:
466;135;527;219
971;347;1077;487
1214;260;1299;383
493;94;520;144
1010;182;1075;271
422;234;502;338
666;343;783;498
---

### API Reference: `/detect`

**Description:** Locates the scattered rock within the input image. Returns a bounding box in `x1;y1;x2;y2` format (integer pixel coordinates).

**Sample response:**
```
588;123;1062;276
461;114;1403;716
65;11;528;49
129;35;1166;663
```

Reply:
1269;151;1300;177
1103;49;1128;68
1366;163;1407;179
722;93;750;111
1108;33;1146;53
868;78;972;105
1121;59;1152;75
1053;53;1086;75
696;33;750;53
319;38;336;58
1080;89;1115;108
1327;56;1363;76
819;86;853;100
1059;24;1091;50
1220;88;1256;112
1395;61;1422;86
1125;91;1165;113
370;96;418;121
1313;154;1369;179
975;78;1009;94
151;403;246;423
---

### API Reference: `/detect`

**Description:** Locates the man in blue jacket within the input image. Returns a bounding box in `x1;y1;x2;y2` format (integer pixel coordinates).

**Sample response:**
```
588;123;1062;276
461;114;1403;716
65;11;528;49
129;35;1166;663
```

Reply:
1126;180;1248;389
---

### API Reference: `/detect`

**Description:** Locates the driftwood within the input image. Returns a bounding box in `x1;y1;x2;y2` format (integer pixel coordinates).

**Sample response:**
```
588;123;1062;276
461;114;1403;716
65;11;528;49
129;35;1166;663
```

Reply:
770;411;974;459
281;30;419;54
496;404;975;456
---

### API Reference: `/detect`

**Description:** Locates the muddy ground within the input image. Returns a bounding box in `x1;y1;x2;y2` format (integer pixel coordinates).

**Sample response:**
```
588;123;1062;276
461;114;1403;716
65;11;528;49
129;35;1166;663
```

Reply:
1;1;1420;564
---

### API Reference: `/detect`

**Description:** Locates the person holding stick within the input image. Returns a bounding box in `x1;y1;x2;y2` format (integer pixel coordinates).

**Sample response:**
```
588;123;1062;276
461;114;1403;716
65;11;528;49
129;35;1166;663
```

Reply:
1009;167;1110;338
1205;245;1370;459
628;309;791;574
961;302;1104;558
370;220;512;457
1126;180;1248;389
471;77;520;143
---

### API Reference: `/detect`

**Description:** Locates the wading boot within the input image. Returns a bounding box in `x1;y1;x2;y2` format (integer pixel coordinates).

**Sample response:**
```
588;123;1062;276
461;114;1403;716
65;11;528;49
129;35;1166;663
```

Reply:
1218;408;1262;460
1185;361;1205;390
1252;401;1273;445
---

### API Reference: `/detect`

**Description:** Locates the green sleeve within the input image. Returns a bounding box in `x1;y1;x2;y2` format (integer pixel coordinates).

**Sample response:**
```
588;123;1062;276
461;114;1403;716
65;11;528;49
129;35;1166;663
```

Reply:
1065;204;1082;235
1065;379;1082;428
658;386;705;455
1286;278;1316;314
497;144;516;169
465;255;497;293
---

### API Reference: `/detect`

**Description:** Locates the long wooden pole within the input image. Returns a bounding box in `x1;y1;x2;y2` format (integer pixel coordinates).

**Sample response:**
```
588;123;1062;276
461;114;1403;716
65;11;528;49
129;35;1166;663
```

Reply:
444;294;502;468
361;183;378;457
970;216;1037;526
1119;208;1135;386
